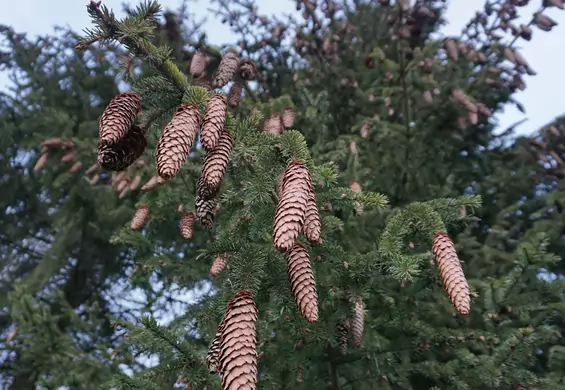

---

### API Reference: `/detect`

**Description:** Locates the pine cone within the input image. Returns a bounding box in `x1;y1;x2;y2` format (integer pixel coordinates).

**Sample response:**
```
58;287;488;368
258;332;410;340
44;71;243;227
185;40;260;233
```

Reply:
196;195;216;230
130;204;149;231
286;242;318;323
432;232;471;315
273;160;311;252
180;211;195;239
206;324;224;374
201;130;233;191
227;83;243;108
444;38;459;61
214;51;239;88
129;174;142;191
282;107;295;129
68;161;83;173
303;186;321;244
219;290;258;390
197;175;218;200
85;164;98;175
201;94;228;151
61;150;77;163
263;113;283;135
195;73;213;91
98;124;147;171
238;59;258;80
34;153;49;171
155;104;201;180
141;174;168;191
99;92;141;144
352;297;364;347
190;50;206;78
41;137;66;149
210;253;231;277
337;322;348;355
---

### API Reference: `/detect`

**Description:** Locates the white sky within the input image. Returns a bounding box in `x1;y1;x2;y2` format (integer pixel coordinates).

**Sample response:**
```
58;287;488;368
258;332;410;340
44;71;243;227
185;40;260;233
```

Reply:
1;0;564;135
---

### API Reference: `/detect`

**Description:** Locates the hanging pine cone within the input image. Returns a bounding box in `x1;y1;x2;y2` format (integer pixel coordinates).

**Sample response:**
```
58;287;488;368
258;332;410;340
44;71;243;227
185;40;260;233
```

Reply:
337;321;348;355
282;106;295;129
41;137;66;149
130;204;149;231
85;164;98;175
219;290;258;390
195;73;213;91
98;124;147;171
227;83;243;108
155;104;201;180
189;50;206;78
238;59;258;80
206;324;224;374
432;232;471;315
141;174;168;191
196;175;218;201
99;92;142;145
286;242;318;323
303;186;321;244
61;150;77;163
180;211;195;239
352;297;364;347
443;38;459;61
273;160;312;252
196;195;216;230
68;161;83;173
263;113;283;135
34;153;49;171
214;50;239;88
129;174;142;191
210;253;232;277
201;130;233;191
201;94;228;151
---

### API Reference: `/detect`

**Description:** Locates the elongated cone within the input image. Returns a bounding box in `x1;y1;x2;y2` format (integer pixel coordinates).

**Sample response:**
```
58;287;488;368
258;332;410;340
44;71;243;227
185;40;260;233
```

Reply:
444;38;458;61
130;204;149;231
189;50;206;78
219;290;258;390
155;104;201;180
238;58;258;80
263;113;283;135
196;195;216;230
360;123;370;138
303;187;321;244
206;324;224;373
116;178;129;192
141;174;167;191
61;150;77;163
352;297;364;347
129;174;142;191
99;92;141;144
85;163;98;175
42;137;66;149
98;125;147;171
432;232;471;315
286;242;318;323
337;322;348;355
197;175;218;200
119;187;130;199
282;107;295;129
227;83;243;108
180;211;195;239
503;47;516;64
201;94;228;151
202;130;233;191
273;160;311;252
34;153;49;171
68;161;83;173
210;253;232;277
214;51;239;88
535;13;557;31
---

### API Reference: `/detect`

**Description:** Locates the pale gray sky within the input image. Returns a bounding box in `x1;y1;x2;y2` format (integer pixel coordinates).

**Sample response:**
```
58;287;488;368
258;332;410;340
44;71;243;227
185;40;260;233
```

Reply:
1;0;564;135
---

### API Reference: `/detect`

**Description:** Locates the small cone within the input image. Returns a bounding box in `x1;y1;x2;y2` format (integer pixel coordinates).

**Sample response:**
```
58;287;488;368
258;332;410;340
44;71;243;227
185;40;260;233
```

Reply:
85;163;98;175
34;153;49;171
98;125;147;172
201;94;228;151
119;187;130;199
206;325;223;374
189;50;206;78
210;253;231;277
6;328;18;343
68;161;83;173
432;232;471;315
227;83;243;108
263;113;283;135
116;178;129;192
61;150;77;163
303;187;321;244
141;175;168;191
99;92;142;144
201;130;233;191
41;137;66;149
129;174;142;191
238;59;258;80
286;242;318;323
282;107;295;129
273;160;311;252
155;104;201;180
352;297;364;347
180;211;195;239
130;204;149;231
197;175;218;201
337;322;348;355
219;290;258;390
360;123;370;138
214;51;239;88
444;38;458;61
196;195;216;230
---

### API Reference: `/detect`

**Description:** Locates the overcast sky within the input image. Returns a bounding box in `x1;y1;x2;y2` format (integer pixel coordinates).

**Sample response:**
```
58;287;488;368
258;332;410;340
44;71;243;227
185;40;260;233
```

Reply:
1;0;564;136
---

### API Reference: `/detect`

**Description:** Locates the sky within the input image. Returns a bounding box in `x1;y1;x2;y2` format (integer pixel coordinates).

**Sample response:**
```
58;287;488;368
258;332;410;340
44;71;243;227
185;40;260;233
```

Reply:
0;0;564;135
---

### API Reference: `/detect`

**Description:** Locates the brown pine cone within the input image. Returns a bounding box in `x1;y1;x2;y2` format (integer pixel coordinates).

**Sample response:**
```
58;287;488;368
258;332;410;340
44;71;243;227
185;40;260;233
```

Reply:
180;211;195;239
227;83;243;108
282;106;295;129
238;59;258;81
337;321;348;355
196;195;216;230
130;204;149;231
196;175;218;201
201;130;233;191
303;186;321;244
41;137;66;149
155;104;201;180
444;38;458;61
214;51;239;88
210;253;232;277
352;297;364;347
34;153;49;171
61;150;77;163
195;73;213;91
141;174;168;191
129;175;142;191
98;124;147;171
201;94;228;151
85;164;98;175
432;232;471;315
99;92;141;144
68;161;83;173
189;50;206;78
273;160;311;252
263;113;283;135
206;322;224;374
219;290;258;390
286;242;318;323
